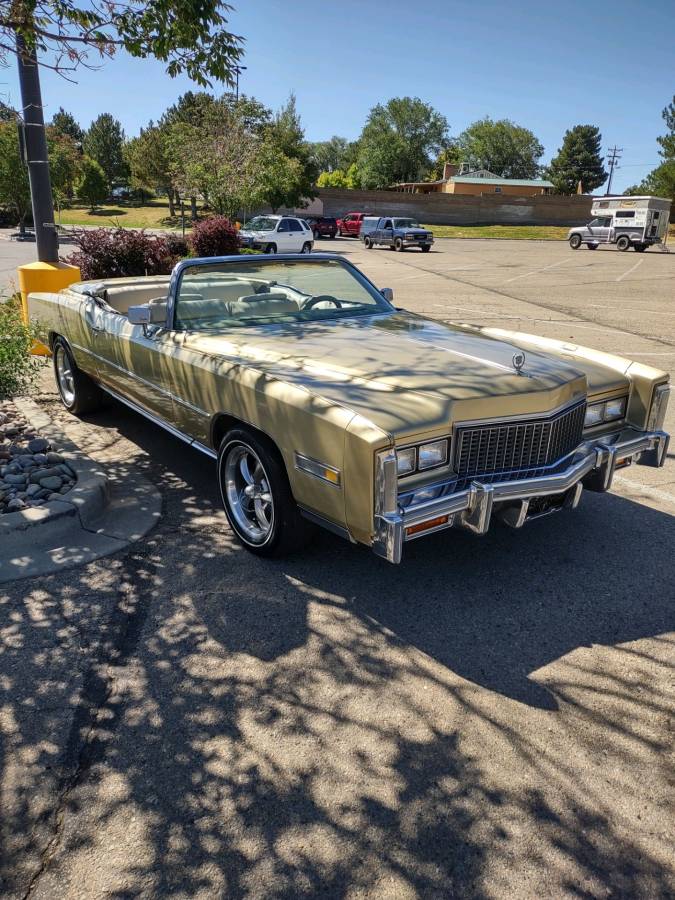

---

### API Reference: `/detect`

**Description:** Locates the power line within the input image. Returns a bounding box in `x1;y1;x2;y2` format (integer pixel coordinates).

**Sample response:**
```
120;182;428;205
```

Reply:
605;146;623;195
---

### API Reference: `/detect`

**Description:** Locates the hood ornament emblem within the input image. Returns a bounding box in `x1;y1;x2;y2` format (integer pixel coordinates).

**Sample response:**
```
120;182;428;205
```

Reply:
512;351;526;375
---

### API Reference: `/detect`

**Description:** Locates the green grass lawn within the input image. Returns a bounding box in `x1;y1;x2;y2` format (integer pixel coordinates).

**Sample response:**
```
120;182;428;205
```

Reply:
57;200;197;231
421;224;571;240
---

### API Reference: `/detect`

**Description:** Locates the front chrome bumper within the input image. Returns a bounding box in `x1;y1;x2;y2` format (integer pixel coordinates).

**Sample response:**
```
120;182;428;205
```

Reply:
372;427;669;564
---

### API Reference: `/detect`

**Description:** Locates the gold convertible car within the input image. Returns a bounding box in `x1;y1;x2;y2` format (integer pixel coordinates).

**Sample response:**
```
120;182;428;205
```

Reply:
29;254;670;563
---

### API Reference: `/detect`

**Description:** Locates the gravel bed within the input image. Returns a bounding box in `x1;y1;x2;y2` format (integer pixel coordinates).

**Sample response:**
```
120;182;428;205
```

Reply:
0;400;77;514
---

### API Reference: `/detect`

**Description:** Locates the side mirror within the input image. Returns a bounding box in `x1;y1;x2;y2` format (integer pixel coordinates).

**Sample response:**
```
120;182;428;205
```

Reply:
128;303;166;326
381;288;394;302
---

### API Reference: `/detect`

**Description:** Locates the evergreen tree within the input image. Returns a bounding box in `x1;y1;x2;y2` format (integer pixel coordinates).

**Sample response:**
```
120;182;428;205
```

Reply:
51;108;84;145
83;113;127;189
546;125;607;194
76;156;108;210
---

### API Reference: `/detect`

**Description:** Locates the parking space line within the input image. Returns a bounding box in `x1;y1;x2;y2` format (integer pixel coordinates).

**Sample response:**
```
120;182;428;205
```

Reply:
616;258;645;282
503;257;572;284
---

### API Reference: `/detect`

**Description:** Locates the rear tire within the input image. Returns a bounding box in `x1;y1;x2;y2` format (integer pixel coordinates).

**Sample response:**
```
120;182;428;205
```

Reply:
634;243;646;252
617;236;631;251
569;234;582;249
266;243;277;254
313;229;320;240
218;427;315;558
53;337;104;415
301;242;312;254
587;243;598;250
364;236;373;249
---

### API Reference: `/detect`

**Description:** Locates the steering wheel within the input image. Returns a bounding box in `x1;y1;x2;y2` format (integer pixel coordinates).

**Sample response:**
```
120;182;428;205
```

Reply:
303;295;343;310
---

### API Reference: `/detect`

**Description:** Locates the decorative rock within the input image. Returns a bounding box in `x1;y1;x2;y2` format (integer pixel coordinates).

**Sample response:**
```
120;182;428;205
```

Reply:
58;485;71;494
29;467;63;484
6;498;26;512
28;438;49;453
46;452;64;464
40;476;63;491
33;453;48;465
26;484;41;497
4;474;27;486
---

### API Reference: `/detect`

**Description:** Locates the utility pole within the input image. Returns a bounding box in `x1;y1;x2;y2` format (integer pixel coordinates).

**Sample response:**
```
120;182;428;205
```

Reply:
233;65;247;102
15;33;58;262
605;146;623;196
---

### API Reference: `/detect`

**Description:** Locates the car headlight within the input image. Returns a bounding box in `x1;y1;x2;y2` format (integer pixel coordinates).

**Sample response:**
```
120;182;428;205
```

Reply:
418;439;448;470
647;383;670;431
584;396;627;428
396;439;448;476
396;447;416;476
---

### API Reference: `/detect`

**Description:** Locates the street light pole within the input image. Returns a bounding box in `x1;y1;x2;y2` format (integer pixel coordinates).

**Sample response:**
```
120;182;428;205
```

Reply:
234;65;247;102
15;33;58;262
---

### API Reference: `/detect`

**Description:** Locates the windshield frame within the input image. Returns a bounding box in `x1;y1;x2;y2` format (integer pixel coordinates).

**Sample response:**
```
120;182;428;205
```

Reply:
393;218;421;229
166;253;395;332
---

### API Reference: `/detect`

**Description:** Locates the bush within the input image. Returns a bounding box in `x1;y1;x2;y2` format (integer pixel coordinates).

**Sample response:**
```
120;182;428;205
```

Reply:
65;227;187;280
190;216;240;257
0;298;39;399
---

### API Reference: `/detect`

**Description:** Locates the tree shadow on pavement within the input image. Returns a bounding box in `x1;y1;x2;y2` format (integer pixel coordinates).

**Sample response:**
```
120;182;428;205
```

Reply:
1;400;674;898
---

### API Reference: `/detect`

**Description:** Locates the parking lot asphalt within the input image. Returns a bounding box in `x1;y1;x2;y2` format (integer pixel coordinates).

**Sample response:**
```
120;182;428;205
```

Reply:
1;237;674;899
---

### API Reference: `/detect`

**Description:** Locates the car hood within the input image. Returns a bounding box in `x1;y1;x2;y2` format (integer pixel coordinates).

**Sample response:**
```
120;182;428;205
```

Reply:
184;311;624;439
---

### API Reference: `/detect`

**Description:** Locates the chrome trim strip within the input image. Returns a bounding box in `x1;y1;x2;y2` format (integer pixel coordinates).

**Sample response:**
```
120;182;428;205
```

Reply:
99;386;217;459
294;453;342;488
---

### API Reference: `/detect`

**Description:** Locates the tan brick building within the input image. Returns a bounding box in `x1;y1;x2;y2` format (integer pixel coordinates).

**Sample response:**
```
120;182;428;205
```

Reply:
393;164;554;197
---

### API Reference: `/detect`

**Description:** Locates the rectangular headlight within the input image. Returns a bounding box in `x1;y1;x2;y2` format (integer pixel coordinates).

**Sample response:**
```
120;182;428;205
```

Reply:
418;439;448;470
584;403;604;427
604;396;627;422
396;446;416;476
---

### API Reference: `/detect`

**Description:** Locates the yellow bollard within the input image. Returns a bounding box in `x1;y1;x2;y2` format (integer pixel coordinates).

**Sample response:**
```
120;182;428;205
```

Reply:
17;261;80;356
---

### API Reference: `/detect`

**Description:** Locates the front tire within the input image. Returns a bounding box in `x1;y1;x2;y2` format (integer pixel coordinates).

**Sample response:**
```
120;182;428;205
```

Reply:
421;244;431;252
218;428;315;558
266;243;277;254
569;234;582;249
394;237;404;252
53;337;104;415
617;236;631;251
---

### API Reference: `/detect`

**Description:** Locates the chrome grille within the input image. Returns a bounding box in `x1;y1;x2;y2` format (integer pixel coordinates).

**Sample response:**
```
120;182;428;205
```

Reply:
453;401;586;483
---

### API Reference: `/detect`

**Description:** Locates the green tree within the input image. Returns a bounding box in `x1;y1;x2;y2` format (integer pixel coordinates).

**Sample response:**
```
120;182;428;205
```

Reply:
46;129;80;204
626;160;675;200
125;123;176;211
545;125;607;194
50;107;84;144
356;97;449;188
84;113;127;189
0;2;243;86
76;156;108;210
257;140;304;213
456;117;544;179
0;121;31;232
264;94;316;207
309;136;355;173
429;144;462;181
657;95;675;161
316;163;360;189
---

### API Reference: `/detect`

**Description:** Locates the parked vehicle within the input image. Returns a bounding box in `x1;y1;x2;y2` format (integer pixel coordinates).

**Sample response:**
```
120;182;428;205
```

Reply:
568;196;671;252
238;215;313;253
336;212;372;237
28;254;670;563
363;217;434;252
304;216;338;239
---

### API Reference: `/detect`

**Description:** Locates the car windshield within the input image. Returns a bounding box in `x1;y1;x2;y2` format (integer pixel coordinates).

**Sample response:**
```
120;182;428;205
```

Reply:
244;217;278;232
393;218;421;228
173;258;393;332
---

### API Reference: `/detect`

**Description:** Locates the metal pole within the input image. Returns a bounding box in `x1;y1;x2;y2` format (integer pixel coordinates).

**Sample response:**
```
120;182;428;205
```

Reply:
15;34;58;262
181;201;185;238
605;146;622;197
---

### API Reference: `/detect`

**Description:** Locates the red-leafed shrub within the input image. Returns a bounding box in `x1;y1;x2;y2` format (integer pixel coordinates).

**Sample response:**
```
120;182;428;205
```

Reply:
190;216;240;258
64;227;186;280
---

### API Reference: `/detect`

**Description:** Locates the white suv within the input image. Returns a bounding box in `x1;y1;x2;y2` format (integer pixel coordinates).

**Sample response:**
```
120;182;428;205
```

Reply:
239;216;314;254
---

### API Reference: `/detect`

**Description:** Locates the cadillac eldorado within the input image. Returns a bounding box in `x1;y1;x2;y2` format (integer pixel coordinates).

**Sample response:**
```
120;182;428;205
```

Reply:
28;253;670;563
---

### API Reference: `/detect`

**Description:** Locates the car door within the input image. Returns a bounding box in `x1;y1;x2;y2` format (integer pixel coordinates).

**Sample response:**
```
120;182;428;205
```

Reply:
275;218;294;251
287;218;307;250
91;305;182;424
381;219;394;245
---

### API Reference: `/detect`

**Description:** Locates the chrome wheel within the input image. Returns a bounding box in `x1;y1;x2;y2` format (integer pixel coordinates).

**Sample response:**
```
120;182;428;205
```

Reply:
55;344;76;406
223;443;274;544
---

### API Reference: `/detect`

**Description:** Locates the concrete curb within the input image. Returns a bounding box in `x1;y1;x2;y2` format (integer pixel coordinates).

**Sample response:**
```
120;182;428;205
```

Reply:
0;398;162;583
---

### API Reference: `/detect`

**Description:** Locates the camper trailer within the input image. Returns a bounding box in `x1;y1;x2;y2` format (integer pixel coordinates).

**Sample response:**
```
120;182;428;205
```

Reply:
568;196;671;252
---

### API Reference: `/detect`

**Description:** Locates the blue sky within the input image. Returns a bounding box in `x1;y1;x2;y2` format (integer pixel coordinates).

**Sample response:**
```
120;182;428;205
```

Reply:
3;0;673;191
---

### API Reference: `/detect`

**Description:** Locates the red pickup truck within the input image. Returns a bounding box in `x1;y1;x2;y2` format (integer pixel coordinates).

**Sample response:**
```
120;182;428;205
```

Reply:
336;212;372;237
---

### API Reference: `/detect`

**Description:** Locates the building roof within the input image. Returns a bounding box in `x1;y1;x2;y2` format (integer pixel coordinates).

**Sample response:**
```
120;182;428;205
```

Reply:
451;176;554;187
